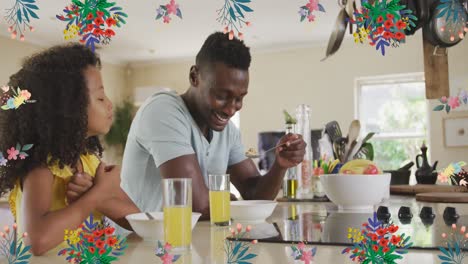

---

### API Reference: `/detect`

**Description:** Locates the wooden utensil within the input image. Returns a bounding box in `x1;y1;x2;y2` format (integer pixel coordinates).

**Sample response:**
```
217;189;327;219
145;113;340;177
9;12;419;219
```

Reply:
390;184;468;195
416;192;468;203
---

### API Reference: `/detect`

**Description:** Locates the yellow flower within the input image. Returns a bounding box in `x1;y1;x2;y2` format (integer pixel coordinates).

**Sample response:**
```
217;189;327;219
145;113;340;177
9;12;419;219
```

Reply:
13;96;25;108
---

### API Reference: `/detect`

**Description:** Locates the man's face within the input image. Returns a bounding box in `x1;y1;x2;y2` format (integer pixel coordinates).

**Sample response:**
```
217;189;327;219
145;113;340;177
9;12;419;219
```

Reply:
194;62;249;132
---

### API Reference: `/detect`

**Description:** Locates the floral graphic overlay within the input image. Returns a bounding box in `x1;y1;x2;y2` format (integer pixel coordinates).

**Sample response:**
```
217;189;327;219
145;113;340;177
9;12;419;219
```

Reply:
433;90;468;113
4;0;39;41
0;143;34;167
225;223;258;264
342;212;412;263
155;0;182;24
438;224;468;264
0;224;31;264
439;162;468;187
217;0;253;40
155;241;181;264
58;214;127;263
56;0;128;52
350;0;418;56
1;85;35;110
290;241;317;264
436;0;468;42
298;0;325;23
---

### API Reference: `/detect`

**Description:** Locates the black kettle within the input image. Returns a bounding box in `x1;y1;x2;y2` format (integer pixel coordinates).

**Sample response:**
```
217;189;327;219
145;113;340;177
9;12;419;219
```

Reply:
415;143;438;184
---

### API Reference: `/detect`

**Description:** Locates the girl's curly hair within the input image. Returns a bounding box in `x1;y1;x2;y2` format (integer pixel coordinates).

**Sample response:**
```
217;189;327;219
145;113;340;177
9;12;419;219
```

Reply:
0;43;104;197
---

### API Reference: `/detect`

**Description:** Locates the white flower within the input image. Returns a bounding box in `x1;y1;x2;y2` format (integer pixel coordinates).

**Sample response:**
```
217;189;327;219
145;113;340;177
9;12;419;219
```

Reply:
1;85;9;92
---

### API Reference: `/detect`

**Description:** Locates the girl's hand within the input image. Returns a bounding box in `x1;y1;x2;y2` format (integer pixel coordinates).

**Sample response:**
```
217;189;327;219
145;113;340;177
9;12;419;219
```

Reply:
66;172;94;204
94;162;122;201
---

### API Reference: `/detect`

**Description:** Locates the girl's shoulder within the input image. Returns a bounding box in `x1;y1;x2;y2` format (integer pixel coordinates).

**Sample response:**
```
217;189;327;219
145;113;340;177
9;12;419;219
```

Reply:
47;153;100;179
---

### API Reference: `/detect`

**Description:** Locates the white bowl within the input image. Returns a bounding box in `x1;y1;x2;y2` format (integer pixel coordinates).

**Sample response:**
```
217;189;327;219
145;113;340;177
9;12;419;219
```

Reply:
230;200;277;223
321;173;391;211
125;211;201;242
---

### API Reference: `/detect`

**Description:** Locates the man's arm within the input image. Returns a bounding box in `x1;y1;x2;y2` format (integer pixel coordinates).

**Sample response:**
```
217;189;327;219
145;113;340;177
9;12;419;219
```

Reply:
158;154;210;220
228;134;306;200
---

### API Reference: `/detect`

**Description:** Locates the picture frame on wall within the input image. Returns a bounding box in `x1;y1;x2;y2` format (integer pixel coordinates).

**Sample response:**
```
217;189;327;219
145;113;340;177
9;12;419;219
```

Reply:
443;114;468;148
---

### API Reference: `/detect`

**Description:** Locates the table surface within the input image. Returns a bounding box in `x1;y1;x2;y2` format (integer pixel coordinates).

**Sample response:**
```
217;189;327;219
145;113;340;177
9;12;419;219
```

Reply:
2;195;467;264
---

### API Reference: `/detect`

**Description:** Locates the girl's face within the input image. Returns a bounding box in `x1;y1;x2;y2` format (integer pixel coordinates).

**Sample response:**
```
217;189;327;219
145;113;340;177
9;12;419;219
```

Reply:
85;66;113;137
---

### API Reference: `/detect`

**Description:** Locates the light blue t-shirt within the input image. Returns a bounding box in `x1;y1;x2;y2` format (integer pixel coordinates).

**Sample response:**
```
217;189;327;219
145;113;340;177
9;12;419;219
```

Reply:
120;90;247;213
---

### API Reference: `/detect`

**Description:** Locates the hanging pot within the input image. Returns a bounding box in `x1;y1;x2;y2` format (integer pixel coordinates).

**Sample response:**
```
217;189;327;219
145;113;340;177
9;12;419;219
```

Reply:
423;0;468;48
400;0;430;35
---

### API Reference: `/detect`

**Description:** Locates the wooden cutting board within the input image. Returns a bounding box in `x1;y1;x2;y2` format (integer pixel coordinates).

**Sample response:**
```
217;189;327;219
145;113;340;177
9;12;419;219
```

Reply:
390;184;468;195
416;192;468;203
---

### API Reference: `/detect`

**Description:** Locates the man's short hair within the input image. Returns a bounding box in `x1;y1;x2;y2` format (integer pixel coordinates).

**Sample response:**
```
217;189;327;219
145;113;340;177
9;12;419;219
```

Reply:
196;32;251;71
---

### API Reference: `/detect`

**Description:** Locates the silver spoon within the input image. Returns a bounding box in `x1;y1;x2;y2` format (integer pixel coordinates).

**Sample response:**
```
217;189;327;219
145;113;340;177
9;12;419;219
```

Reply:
145;212;155;220
246;140;298;159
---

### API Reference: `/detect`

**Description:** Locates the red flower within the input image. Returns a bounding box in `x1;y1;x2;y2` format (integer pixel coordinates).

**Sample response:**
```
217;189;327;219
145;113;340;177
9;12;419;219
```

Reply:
97;11;104;17
396;20;406;30
93;28;104;35
372;245;379;252
105;227;115;236
384;19;394;29
383;31;394;39
379;238;389;247
88;247;95;254
93;230;104;238
388;225;399;233
391;235;401;244
394;32;405;40
106;237;117;247
353;248;359;253
96;240;105;248
98;248;106;255
371;234;378;241
383;246;390;253
106;17;116;27
386;14;394;20
376;228;387;236
85;24;94;32
86;13;93;20
377;16;384;23
376;26;384;34
94;17;105;26
105;29;115;37
87;237;94;243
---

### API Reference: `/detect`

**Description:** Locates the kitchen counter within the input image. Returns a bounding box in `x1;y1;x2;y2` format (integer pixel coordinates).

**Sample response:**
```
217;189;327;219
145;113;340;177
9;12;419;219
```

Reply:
4;195;467;263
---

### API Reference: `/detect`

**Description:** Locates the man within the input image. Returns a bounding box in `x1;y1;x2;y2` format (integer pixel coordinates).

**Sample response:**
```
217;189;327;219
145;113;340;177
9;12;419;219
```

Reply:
120;32;306;218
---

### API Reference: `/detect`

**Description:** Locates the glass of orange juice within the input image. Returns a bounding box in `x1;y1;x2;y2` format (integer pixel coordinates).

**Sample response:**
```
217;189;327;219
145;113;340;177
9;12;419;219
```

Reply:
163;178;192;251
208;174;230;226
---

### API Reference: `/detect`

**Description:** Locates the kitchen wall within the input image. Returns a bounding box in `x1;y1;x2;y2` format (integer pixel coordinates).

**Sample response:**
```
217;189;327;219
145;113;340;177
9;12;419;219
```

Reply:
128;33;468;169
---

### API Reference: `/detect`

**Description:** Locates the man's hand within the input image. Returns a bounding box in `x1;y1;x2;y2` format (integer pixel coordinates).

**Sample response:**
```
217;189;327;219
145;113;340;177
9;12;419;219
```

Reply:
66;172;94;204
274;133;306;169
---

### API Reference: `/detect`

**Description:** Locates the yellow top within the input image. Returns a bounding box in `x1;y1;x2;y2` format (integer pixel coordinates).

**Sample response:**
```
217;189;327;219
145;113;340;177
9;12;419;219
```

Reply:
8;153;104;246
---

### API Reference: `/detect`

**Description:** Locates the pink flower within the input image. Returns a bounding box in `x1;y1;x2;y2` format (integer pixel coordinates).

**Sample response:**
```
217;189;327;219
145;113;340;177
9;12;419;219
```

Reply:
19;154;25;160
246;225;252;232
452;224;457;229
164;242;172;251
236;223;242;233
7;147;19;160
306;0;319;11
297;242;305;250
251;239;258;244
461;226;466;233
166;0;179;15
163;16;171;23
442;233;447;238
1;85;9;92
448;96;460;109
300;250;313;264
161;253;174;264
20;90;31;100
438;172;448;183
307;14;316;22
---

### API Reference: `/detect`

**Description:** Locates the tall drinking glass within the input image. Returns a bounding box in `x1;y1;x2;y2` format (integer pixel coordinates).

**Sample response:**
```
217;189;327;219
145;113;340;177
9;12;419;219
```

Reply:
208;174;230;226
163;178;192;251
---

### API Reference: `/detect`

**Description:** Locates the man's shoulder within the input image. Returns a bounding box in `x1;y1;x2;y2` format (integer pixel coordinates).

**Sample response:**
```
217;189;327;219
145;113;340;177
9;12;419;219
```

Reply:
137;90;188;117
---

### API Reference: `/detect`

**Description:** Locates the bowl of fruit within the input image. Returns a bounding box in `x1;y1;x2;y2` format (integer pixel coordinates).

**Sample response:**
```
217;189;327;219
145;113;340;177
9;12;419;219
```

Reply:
320;159;391;212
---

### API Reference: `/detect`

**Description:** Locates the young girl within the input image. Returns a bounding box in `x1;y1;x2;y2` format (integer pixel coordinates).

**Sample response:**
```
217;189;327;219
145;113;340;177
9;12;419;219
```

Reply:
0;44;140;255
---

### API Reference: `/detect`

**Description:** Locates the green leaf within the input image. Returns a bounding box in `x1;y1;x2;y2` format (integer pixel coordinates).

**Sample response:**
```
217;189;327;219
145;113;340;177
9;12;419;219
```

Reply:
300;15;306;22
17;9;22;24
229;7;237;21
16;143;21;151
27;9;39;19
232;242;242;256
25;4;39;10
1;105;9;110
238;247;248;259
433;104;445;112
240;253;257;260
233;4;245;18
22;144;33;151
235;0;251;3
23;7;30;22
446;105;451;113
237;3;253;12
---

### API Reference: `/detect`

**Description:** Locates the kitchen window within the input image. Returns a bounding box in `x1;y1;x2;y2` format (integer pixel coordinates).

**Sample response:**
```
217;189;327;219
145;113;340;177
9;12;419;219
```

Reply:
355;73;428;170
